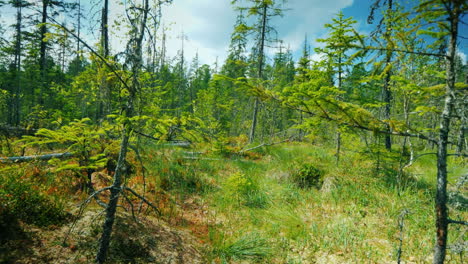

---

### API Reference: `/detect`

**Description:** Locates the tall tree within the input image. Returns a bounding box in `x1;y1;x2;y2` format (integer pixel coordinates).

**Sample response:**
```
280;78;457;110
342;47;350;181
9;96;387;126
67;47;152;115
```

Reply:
369;0;396;150
423;1;467;262
36;0;76;107
233;0;286;143
9;0;29;125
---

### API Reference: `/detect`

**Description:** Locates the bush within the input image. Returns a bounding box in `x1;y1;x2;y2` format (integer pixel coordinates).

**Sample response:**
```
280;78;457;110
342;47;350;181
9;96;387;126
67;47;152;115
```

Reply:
291;163;323;189
224;172;268;208
0;173;68;229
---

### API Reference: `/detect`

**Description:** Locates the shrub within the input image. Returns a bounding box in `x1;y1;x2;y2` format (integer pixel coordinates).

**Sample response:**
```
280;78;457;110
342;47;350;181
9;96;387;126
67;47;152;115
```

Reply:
291;163;323;189
224;172;268;208
0;173;68;229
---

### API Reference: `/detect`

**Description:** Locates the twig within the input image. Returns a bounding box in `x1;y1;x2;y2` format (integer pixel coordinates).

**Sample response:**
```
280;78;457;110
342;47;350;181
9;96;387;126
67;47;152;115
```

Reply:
122;189;138;222
61;186;112;250
448;219;468;226
123;187;160;215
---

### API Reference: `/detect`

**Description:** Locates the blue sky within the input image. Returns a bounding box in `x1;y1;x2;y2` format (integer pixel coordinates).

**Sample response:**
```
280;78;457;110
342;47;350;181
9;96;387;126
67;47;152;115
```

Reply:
0;0;466;66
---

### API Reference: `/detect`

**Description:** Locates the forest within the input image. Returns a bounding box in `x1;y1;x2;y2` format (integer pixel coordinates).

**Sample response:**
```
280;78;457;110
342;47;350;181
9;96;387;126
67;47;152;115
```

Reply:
0;0;466;263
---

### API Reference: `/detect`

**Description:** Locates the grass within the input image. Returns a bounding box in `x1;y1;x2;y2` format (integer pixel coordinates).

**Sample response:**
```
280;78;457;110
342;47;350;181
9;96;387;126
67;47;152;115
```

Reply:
193;141;466;263
1;136;466;263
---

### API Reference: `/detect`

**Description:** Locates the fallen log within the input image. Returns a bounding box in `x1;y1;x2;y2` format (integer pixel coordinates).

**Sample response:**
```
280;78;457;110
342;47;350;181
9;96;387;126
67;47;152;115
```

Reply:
239;139;290;153
0;124;37;137
0;152;73;163
134;130;191;147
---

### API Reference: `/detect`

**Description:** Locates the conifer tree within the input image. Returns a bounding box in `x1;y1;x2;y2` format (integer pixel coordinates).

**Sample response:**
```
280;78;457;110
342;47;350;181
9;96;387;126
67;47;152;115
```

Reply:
315;11;363;164
232;0;286;143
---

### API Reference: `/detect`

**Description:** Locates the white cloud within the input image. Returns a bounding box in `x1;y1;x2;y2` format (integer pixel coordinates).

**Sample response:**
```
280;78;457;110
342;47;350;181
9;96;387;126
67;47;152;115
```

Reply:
0;0;357;67
157;0;355;65
457;51;467;65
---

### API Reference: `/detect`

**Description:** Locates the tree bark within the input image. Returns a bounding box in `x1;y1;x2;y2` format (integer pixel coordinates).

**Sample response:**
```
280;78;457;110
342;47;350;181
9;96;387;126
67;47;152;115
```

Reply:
98;0;110;119
382;0;393;151
433;4;459;263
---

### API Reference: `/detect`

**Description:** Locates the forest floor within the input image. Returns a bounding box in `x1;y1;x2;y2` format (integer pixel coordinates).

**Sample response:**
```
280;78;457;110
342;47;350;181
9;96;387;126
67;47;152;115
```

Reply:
1;141;466;263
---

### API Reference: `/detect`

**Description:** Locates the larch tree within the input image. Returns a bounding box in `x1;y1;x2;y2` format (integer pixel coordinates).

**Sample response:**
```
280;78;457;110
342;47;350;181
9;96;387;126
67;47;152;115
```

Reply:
232;0;286;143
95;0;172;262
315;11;363;164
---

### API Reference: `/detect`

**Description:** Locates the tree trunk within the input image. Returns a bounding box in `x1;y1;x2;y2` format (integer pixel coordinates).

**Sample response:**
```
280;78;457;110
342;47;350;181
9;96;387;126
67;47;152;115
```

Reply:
382;0;393;151
98;0;110;119
95;120;132;263
12;0;23;126
95;0;149;262
433;5;458;263
335;131;341;165
249;3;267;144
39;0;48;106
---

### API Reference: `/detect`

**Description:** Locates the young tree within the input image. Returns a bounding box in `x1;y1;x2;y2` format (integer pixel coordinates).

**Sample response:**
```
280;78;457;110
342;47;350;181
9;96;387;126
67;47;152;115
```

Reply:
315;11;363;164
95;0;171;262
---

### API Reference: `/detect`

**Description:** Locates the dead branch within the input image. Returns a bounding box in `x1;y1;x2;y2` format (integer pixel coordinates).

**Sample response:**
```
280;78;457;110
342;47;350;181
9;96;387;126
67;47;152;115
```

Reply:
0;125;37;137
123;186;160;215
240;139;290;153
134;130;191;147
448;219;468;226
0;152;73;163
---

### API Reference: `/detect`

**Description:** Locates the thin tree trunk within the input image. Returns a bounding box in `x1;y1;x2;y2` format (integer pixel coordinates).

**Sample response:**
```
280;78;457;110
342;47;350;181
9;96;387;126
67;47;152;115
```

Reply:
382;0;393;151
13;0;22;126
39;0;48;106
249;3;267;144
335;53;343;164
433;5;458;263
336;131;341;165
98;0;110;119
95;0;149;262
95;120;132;263
456;125;465;154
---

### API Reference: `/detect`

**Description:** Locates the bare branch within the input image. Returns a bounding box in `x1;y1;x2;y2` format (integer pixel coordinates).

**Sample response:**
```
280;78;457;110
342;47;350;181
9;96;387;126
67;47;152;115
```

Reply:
240;138;290;153
123;187;160;216
448;219;468;226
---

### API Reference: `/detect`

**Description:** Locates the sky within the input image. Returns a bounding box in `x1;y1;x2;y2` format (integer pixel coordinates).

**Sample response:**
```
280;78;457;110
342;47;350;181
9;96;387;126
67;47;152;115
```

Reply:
0;0;466;66
153;0;467;66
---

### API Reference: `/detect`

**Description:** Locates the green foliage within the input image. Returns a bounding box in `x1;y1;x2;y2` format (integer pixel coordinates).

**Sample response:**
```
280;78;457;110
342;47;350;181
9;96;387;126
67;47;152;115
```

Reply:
290;163;323;189
19;118;115;172
15;118;119;191
0;172;67;228
224;172;268;208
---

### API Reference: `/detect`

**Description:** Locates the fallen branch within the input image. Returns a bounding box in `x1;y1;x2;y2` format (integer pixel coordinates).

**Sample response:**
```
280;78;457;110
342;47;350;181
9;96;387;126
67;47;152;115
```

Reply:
0;152;73;163
182;156;222;161
134;130;191;147
0;124;37;137
240;139;290;153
